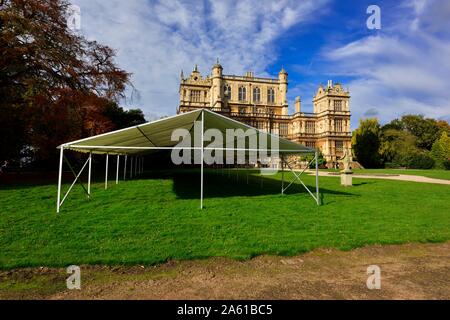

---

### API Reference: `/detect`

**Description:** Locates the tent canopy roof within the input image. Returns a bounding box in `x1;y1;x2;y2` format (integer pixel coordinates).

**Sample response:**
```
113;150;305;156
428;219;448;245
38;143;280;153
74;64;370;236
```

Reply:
60;109;315;155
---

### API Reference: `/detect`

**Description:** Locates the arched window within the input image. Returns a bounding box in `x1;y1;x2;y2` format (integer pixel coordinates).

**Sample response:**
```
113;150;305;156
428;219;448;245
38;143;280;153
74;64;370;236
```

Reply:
223;84;231;99
267;88;275;103
253;87;261;103
238;86;246;101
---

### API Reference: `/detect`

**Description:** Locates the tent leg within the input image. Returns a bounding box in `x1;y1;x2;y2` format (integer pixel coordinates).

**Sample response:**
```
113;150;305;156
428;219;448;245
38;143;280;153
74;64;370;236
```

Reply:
105;153;109;190
200;110;204;210
130;156;133;179
116;154;120;185
315;149;320;205
88;152;92;198
124;155;127;180
281;155;284;195
136;157;139;175
56;146;64;213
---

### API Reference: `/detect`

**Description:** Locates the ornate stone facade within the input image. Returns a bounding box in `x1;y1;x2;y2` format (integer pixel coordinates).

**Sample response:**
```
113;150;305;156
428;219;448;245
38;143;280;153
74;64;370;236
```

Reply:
178;62;352;167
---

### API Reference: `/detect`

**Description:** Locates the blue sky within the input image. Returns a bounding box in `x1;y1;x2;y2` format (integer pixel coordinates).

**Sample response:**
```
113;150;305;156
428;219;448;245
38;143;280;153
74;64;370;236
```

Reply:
72;0;450;128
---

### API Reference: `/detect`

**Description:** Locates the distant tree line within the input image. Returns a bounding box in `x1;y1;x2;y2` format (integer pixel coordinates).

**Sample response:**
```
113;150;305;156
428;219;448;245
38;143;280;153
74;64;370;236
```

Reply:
352;115;450;169
0;0;145;170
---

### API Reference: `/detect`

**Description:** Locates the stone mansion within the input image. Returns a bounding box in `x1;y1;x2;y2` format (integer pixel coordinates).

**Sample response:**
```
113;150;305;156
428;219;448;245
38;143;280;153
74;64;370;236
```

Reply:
177;61;352;167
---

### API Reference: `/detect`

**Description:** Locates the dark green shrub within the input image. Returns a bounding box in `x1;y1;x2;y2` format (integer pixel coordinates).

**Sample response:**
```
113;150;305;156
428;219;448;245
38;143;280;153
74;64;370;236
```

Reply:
407;153;435;169
444;159;450;170
384;162;402;169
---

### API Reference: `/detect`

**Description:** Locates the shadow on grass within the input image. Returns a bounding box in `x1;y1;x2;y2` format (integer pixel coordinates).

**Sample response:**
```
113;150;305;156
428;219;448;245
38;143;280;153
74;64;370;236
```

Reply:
135;169;356;200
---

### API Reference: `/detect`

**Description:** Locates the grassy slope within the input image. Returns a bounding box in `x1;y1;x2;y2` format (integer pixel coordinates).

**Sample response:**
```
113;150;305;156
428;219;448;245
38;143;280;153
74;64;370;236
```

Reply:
0;169;449;269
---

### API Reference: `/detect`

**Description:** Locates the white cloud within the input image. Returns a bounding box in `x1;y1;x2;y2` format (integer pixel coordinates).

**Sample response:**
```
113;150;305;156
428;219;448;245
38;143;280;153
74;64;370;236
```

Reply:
72;0;329;120
322;0;450;128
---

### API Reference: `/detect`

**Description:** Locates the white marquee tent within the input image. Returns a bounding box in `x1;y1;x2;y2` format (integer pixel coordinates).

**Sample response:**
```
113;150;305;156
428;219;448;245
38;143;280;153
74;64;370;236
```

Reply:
56;109;320;212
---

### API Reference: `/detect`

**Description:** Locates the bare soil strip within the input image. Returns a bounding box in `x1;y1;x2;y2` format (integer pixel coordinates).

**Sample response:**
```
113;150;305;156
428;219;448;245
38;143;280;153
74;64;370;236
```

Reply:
1;242;449;300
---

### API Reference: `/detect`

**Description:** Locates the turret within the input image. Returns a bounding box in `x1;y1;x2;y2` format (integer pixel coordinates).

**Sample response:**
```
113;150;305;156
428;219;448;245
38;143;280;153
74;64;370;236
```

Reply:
278;67;288;115
211;59;223;108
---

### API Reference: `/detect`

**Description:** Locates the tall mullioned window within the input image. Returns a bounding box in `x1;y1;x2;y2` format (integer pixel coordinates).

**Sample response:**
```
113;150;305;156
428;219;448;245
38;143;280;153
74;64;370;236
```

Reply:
336;141;343;152
238;86;246;101
306;121;315;134
190;90;201;102
280;123;289;136
335;119;343;132
334;100;342;111
224;84;231;99
253;87;261;103
267;88;275;103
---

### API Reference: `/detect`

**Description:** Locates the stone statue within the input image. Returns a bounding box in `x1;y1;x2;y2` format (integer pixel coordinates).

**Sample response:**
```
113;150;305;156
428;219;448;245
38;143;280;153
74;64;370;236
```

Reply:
341;148;352;173
340;148;353;186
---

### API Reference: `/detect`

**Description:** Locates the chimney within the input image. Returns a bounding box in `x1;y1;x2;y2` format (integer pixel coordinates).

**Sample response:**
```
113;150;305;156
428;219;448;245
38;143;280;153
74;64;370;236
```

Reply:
327;80;333;88
295;96;301;113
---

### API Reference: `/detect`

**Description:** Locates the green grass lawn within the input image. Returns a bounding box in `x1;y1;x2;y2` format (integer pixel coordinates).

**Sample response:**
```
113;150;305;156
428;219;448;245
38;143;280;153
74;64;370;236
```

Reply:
1;169;449;270
321;168;450;180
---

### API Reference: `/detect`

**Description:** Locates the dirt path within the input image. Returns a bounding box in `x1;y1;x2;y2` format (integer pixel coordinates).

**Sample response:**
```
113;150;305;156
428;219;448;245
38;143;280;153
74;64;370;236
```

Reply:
1;242;449;300
311;171;450;185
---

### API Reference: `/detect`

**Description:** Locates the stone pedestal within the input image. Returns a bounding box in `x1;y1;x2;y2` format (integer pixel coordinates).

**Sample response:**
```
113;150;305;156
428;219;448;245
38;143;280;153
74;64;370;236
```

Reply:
340;170;353;186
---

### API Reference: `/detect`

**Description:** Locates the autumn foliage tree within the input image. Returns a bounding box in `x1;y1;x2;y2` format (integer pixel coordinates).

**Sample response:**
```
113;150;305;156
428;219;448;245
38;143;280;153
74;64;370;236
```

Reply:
0;0;143;168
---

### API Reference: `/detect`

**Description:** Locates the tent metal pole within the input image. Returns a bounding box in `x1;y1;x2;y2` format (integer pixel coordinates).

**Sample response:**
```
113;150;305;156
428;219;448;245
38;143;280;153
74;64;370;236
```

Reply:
137;157;140;175
124;155;127;180
60;157;90;207
88;152;92;197
200;110;204;209
56;146;64;213
130;156;133;179
315;149;320;205
105;153;109;190
116;154;120;185
281;155;284;195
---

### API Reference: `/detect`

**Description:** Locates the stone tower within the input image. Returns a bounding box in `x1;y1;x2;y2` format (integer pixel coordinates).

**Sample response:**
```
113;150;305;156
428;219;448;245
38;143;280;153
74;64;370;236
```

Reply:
278;67;288;115
313;80;351;166
211;59;223;109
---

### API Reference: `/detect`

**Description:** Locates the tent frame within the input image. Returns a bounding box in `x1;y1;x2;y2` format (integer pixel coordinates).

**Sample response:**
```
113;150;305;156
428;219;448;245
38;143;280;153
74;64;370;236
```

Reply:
56;109;320;213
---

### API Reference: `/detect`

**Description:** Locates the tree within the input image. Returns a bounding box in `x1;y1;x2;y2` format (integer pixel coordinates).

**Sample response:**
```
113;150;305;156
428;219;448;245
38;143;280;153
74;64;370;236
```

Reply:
301;151;327;169
380;128;419;167
399;115;440;150
352;118;382;168
431;132;450;169
103;103;146;129
436;120;450;136
0;0;130;167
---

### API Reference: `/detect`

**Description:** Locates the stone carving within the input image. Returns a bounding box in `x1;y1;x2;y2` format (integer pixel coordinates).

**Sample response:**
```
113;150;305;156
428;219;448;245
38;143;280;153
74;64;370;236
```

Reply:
341;148;352;173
